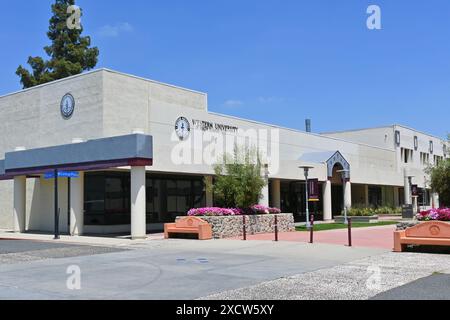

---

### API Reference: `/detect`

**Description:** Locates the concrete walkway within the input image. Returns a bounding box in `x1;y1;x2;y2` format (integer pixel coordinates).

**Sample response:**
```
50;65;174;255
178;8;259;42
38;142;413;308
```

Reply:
0;238;388;300
0;230;165;248
228;225;396;250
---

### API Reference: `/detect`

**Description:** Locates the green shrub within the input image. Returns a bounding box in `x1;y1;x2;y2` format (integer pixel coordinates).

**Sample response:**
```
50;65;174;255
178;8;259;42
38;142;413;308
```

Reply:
345;204;401;216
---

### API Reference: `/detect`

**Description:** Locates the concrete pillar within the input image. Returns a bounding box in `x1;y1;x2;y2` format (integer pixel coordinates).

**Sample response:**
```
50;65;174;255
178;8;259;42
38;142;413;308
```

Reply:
13;176;26;233
205;176;214;207
131;166;146;240
271;179;281;209
322;180;332;221
432;193;440;209
70;172;84;236
344;181;352;210
259;184;270;207
259;165;269;207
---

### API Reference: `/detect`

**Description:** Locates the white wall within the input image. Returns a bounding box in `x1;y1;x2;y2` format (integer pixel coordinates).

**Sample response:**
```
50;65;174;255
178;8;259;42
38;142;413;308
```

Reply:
0;69;447;230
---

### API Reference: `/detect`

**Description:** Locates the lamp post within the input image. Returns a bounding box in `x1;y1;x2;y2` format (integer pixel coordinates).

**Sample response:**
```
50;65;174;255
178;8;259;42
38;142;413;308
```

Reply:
299;166;314;229
337;169;350;225
407;175;415;205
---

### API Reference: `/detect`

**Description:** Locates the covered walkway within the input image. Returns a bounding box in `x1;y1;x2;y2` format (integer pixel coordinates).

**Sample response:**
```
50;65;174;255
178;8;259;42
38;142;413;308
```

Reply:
0;133;153;240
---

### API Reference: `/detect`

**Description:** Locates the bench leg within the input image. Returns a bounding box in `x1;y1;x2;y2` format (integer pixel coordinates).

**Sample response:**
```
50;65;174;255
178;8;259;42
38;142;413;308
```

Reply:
393;231;405;252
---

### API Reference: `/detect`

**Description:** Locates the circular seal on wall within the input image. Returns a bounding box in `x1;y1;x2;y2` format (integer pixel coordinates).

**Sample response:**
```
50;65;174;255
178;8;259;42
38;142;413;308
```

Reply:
175;117;191;141
60;93;75;119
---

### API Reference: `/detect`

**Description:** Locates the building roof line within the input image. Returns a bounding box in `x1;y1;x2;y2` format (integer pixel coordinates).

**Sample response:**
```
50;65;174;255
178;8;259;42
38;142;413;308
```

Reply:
0;68;207;100
207;111;396;153
322;124;447;141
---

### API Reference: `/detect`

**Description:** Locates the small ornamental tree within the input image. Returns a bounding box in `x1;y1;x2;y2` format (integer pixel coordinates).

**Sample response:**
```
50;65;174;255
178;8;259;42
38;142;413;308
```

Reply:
16;0;99;88
426;135;450;207
206;146;267;209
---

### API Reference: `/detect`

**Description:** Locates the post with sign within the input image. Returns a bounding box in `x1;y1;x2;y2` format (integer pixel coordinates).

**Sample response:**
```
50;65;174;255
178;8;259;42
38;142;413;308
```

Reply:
45;171;80;239
308;179;319;243
54;169;59;239
308;178;320;217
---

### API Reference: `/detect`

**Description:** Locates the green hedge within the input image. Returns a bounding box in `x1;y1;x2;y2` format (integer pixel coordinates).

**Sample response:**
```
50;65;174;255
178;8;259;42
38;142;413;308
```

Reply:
346;205;402;217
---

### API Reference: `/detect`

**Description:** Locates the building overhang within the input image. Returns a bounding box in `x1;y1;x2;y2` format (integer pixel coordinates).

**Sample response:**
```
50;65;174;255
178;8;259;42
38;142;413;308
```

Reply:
0;134;153;179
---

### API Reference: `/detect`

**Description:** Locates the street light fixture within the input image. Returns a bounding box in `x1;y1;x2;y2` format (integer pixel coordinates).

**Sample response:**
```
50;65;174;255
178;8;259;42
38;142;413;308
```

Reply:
337;169;350;225
299;166;314;228
407;175;415;205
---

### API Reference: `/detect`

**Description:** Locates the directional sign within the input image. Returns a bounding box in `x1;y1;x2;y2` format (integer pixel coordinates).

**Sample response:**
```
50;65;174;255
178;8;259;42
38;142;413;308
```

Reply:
44;171;80;180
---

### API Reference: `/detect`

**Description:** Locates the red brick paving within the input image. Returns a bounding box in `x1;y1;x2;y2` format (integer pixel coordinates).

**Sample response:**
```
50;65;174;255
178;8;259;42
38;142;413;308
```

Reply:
228;225;396;250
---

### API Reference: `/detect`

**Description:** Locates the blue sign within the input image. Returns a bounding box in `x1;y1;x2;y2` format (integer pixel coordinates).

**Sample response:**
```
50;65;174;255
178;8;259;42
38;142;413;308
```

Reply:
44;171;79;179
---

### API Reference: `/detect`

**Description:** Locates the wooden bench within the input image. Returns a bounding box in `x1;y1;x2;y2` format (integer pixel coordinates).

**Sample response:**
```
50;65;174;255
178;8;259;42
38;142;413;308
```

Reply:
394;221;450;252
164;217;212;240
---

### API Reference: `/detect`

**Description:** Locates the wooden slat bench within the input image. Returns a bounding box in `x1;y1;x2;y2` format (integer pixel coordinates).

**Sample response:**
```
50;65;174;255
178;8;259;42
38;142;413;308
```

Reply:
164;217;212;240
394;221;450;252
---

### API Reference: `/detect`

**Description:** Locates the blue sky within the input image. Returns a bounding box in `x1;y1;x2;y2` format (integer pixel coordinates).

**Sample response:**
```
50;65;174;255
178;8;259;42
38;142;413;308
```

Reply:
1;0;449;138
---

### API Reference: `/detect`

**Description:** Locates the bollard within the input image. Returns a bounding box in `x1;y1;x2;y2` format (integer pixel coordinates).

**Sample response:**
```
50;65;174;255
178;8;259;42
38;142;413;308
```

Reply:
54;208;60;240
274;215;279;242
310;214;314;244
348;217;352;247
243;215;247;241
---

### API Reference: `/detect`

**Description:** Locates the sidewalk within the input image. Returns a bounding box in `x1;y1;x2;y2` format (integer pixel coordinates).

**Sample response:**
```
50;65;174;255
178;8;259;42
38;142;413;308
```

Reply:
0;230;165;247
228;225;396;250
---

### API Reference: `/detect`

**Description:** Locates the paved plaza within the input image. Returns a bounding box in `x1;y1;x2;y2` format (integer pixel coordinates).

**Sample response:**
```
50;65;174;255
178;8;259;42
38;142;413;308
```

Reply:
0;229;449;300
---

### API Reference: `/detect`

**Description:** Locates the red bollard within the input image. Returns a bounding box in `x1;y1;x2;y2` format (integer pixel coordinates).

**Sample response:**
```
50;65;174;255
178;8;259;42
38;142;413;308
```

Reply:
243;215;247;241
348;218;352;247
274;215;279;242
310;214;314;244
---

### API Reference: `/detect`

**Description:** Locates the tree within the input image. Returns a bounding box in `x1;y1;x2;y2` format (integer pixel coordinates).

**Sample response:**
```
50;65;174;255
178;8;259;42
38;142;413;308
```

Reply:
206;147;267;209
427;135;450;207
16;0;99;88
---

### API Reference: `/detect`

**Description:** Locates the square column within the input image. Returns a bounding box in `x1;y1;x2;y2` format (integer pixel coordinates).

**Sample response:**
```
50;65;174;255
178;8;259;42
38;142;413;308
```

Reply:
271;179;281;209
322;180;332;221
131;166;147;240
13;176;26;233
259;165;269;207
70;172;84;236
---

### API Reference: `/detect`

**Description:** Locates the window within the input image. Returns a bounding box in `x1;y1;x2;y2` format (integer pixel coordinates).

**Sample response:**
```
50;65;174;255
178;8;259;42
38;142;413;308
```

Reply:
420;152;430;166
395;131;401;146
434;155;443;166
401;148;413;164
85;172;206;225
414;136;418;150
430;141;434;154
418;189;430;207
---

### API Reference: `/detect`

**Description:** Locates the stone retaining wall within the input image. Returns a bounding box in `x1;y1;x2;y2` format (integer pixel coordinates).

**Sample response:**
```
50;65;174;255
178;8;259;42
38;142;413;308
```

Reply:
176;214;295;239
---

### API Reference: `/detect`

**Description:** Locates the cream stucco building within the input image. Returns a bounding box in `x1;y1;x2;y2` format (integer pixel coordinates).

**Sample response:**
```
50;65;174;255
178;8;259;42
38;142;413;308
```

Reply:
0;69;447;238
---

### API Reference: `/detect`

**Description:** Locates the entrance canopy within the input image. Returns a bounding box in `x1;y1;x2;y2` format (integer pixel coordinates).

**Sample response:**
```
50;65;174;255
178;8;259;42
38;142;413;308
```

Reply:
299;150;350;180
0;133;153;179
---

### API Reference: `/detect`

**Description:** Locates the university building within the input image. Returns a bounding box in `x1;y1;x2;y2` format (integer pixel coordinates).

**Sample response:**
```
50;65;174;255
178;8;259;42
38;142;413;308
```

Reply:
0;69;447;238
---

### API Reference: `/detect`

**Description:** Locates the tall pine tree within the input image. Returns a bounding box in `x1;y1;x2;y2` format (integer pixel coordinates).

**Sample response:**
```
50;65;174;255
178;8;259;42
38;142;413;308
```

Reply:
16;0;99;88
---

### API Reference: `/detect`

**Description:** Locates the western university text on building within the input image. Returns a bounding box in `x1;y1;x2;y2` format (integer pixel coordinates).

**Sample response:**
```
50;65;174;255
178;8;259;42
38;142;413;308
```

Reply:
0;69;448;238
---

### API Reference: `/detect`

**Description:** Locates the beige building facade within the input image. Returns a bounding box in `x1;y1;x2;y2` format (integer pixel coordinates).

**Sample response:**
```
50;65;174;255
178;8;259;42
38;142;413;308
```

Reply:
0;69;447;236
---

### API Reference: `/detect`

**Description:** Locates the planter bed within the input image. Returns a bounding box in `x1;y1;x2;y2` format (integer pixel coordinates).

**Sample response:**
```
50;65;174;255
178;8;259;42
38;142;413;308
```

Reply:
334;215;379;224
176;213;295;239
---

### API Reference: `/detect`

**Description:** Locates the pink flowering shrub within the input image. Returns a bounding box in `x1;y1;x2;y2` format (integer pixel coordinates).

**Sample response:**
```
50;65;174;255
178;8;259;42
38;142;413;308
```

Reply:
187;206;282;216
250;205;282;215
188;207;242;217
416;208;450;221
